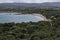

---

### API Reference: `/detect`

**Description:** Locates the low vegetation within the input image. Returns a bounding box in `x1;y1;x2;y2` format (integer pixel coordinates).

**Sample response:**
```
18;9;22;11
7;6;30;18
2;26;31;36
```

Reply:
0;7;60;40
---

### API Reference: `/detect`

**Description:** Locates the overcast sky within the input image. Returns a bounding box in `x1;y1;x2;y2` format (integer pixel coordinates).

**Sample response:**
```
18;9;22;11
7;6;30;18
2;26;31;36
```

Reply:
0;0;60;3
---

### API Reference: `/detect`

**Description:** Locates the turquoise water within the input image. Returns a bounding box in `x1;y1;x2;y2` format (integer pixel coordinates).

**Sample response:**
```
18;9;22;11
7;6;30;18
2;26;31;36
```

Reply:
0;13;41;23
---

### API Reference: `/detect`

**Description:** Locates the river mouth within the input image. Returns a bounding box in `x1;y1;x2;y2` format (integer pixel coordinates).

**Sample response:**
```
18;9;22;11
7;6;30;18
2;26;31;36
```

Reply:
0;13;46;23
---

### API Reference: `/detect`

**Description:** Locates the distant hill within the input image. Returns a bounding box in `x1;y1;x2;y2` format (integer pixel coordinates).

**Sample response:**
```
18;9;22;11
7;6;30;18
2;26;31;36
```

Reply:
0;2;60;8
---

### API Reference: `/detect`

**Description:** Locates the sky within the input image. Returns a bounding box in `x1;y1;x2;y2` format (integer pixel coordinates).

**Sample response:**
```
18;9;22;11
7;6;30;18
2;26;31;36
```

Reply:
0;0;60;3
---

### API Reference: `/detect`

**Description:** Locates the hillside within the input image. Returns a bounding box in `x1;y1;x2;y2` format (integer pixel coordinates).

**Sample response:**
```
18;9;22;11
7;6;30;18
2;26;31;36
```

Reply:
0;2;60;8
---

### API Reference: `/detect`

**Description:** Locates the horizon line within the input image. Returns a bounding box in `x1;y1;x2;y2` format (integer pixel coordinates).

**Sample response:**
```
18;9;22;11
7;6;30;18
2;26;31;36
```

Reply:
0;2;60;3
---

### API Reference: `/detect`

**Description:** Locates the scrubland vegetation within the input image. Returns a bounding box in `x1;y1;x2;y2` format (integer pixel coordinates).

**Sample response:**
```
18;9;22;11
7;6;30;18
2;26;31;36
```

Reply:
0;7;60;40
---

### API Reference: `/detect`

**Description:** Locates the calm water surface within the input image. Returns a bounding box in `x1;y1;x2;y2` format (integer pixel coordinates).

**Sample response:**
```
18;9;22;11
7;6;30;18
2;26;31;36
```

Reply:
0;13;41;23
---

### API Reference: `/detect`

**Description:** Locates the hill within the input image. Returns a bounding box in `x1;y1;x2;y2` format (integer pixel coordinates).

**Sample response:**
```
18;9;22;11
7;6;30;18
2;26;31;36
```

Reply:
0;2;60;8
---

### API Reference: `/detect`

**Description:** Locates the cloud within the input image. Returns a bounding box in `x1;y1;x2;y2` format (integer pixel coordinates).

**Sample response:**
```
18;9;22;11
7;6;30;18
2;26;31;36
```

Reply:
0;0;60;3
0;0;14;3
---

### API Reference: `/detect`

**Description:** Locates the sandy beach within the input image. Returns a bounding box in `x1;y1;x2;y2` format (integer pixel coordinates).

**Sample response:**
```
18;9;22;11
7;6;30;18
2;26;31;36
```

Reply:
31;13;48;21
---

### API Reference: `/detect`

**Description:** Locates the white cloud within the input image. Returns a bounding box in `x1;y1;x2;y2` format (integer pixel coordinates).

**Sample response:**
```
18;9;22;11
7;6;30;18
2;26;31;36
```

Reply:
0;0;60;3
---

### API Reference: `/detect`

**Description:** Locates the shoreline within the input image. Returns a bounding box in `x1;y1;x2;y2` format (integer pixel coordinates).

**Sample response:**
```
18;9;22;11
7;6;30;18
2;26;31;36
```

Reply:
0;12;50;21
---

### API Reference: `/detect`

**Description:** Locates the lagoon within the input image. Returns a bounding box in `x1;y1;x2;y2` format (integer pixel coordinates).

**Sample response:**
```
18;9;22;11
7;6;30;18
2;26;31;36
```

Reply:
0;13;46;23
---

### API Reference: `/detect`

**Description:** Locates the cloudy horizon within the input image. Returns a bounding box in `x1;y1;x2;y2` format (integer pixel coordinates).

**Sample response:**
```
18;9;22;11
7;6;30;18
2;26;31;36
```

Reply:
0;0;60;3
